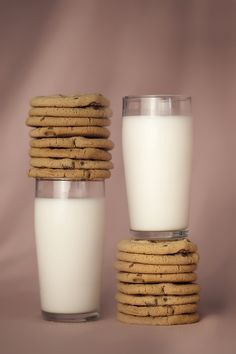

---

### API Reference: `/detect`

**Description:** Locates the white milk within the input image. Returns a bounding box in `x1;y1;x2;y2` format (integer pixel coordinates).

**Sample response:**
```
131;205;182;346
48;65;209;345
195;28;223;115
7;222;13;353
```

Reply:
122;115;192;231
34;197;105;314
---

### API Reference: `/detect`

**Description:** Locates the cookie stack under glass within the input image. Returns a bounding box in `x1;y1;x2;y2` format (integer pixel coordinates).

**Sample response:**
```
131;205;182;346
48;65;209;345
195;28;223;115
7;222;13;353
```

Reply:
26;94;113;180
115;238;200;325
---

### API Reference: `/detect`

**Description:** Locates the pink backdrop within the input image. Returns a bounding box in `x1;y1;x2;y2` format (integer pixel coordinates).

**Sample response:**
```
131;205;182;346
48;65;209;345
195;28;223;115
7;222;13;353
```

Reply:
1;0;236;353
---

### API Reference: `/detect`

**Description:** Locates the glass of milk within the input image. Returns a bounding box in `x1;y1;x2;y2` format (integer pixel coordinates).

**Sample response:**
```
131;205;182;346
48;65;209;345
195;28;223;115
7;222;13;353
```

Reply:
122;95;193;240
34;179;105;322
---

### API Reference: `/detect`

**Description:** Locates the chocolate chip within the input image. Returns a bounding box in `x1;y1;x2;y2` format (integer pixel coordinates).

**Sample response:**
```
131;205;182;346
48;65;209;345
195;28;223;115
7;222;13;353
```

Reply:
181;252;189;257
178;249;190;256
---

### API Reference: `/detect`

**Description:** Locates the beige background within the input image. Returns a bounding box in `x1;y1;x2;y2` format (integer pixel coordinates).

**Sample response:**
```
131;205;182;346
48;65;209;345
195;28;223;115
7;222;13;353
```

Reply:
1;0;236;353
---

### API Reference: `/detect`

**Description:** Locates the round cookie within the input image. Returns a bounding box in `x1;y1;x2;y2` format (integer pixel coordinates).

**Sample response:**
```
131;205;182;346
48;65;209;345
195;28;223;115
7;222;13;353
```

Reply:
116;293;200;306
117;303;197;317
30;137;114;150
29;107;112;118
117;238;197;255
115;261;197;274
30;158;113;170
30;148;112;161
117;282;200;295
30;93;110;108
117;272;197;283
117;251;199;265
117;311;199;325
28;168;111;180
26;116;110;127
30;126;110;138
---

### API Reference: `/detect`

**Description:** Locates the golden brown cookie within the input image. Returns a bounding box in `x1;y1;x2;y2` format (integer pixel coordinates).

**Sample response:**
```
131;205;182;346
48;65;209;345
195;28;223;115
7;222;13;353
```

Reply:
115;261;197;274
116;292;200;306
26;116;110;127
117;251;199;265
117;303;197;317
117;311;200;325
30;93;110;107
117;282;200;295
28;168;111;180
30;137;114;150
30;126;110;138
117;238;197;255
30;147;112;161
29;107;112;118
117;272;197;283
30;158;113;170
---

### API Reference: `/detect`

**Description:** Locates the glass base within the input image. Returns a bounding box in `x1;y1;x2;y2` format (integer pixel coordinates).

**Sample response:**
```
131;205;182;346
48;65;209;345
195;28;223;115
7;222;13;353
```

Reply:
42;310;99;323
130;229;188;241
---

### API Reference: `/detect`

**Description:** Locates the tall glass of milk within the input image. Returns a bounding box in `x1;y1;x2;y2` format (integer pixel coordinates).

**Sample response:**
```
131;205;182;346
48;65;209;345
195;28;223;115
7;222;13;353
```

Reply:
122;95;193;240
34;179;105;322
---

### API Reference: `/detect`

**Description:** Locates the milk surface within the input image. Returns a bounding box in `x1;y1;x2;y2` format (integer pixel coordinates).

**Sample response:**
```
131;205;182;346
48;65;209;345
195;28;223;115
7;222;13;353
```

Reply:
34;197;105;314
122;115;192;231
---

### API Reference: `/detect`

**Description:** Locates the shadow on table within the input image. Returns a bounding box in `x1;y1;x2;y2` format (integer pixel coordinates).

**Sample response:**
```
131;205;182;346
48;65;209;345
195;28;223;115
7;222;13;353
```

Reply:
199;261;232;318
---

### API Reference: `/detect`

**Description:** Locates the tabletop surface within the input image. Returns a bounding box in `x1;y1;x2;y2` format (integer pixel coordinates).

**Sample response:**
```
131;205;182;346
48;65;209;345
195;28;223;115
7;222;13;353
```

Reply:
1;279;235;354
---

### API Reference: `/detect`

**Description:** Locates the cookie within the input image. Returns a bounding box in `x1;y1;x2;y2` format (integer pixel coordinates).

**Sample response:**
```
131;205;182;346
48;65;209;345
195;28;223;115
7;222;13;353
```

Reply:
30;148;112;161
26;116;110;127
30;126;110;138
29;107;112;118
28;168;110;180
117;282;200;295
117;303;197;317
115;261;197;274
30;137;114;150
117;239;197;255
116;293;200;306
30;94;110;108
30;158;113;170
117;311;199;325
117;272;197;283
117;251;199;265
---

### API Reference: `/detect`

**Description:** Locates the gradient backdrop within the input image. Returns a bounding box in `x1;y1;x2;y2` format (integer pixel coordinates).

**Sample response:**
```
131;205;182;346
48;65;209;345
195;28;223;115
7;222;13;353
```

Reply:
0;0;236;353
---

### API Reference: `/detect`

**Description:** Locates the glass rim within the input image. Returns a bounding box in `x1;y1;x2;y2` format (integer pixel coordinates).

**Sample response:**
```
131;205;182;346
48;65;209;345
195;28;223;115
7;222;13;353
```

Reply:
123;94;191;101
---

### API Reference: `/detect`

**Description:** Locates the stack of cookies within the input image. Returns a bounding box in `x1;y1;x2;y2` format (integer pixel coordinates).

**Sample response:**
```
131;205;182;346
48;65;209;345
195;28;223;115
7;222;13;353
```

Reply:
115;238;200;326
26;94;113;180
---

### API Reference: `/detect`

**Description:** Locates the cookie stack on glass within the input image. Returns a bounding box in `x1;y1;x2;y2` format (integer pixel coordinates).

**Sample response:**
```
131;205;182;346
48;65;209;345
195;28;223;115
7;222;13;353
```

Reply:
115;238;200;325
26;94;113;180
